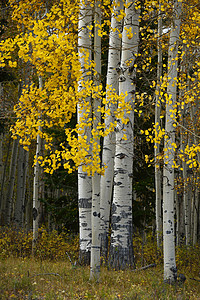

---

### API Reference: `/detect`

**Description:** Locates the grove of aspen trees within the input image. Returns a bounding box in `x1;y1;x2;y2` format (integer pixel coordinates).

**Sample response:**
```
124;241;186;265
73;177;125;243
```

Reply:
0;0;200;284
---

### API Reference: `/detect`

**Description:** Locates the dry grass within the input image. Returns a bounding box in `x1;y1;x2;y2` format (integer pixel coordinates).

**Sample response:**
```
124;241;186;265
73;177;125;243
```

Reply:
0;257;200;299
0;228;199;299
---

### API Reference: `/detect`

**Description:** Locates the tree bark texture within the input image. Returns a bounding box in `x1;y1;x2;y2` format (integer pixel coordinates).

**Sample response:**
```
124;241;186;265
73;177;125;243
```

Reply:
100;0;123;261
78;0;92;265
163;0;182;283
109;0;139;270
32;76;42;253
90;0;101;281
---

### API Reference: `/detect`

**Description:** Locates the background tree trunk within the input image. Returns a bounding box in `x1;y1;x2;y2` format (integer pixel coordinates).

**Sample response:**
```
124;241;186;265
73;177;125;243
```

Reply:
13;145;25;228
155;1;162;249
5;138;19;225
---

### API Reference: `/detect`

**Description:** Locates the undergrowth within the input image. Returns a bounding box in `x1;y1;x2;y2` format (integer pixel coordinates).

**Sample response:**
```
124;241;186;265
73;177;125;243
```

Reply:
0;226;79;262
0;227;199;299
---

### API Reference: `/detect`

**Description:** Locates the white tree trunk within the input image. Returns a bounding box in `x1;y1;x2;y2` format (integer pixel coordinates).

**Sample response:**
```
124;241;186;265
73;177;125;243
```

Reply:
155;1;162;248
32;76;42;253
163;0;182;283
109;0;139;270
100;0;123;260
90;0;101;281
78;0;92;265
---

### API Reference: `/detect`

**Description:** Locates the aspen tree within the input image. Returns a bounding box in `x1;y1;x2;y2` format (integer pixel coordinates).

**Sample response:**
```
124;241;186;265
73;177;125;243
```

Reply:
78;0;93;265
90;0;101;280
163;0;182;283
32;76;42;253
155;0;162;248
109;0;139;270
100;0;123;260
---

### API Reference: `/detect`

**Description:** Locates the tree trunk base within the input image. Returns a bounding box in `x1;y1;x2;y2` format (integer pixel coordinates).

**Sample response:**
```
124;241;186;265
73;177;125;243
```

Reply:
108;245;135;270
79;249;90;265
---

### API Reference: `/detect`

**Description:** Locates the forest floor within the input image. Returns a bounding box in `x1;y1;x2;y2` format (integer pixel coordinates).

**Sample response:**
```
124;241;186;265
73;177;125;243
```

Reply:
0;227;200;299
0;257;200;299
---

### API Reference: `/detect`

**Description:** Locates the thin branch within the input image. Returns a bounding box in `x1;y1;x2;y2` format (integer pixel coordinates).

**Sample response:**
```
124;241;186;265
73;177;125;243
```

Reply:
190;277;200;282
176;121;200;139
133;263;156;271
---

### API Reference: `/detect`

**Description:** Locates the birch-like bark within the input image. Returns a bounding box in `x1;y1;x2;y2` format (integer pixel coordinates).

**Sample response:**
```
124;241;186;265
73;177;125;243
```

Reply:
32;76;42;253
100;0;123;261
163;0;182;283
32;131;41;252
78;0;92;265
109;0;139;270
155;1;162;248
90;0;101;281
